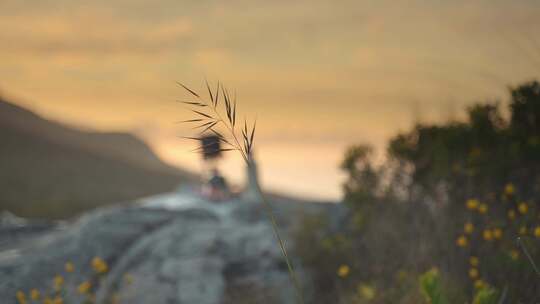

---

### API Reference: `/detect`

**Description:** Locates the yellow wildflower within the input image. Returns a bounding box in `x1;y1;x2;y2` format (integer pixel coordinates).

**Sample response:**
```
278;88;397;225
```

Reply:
16;291;26;304
534;226;540;238
474;279;484;289
53;275;64;291
65;262;74;273
77;281;91;294
478;204;488;214
30;289;40;300
508;209;516;220
464;222;474;234
357;283;376;300
92;257;108;274
469;256;479;267
337;264;350;278
493;228;502;239
519;226;527;235
518;202;528;214
43;297;53;304
469;268;479;279
456;235;468;247
53;296;63;304
482;229;493;241
510;250;519;260
504;183;515;195
466;199;479;210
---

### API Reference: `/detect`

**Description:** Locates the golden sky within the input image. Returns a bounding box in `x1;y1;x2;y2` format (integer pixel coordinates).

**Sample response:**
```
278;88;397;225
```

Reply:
1;0;539;200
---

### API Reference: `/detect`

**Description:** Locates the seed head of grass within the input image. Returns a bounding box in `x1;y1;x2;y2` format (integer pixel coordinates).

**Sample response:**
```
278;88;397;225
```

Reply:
176;80;256;164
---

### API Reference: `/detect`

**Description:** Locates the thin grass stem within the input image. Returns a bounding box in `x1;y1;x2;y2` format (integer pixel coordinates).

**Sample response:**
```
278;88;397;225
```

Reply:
517;237;540;278
254;179;305;304
177;81;305;304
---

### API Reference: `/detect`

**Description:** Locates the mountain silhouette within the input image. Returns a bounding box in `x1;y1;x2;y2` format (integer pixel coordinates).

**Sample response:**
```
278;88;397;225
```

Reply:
0;96;196;219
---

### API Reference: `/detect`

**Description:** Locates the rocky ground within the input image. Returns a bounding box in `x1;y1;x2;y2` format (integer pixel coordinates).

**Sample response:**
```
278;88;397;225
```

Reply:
0;187;340;304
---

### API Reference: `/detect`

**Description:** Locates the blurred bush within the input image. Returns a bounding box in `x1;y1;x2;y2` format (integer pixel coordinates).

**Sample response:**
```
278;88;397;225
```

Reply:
294;81;540;303
472;285;499;304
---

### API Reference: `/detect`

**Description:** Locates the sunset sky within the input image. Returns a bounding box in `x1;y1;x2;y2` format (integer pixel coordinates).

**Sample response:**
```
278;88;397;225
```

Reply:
1;0;539;200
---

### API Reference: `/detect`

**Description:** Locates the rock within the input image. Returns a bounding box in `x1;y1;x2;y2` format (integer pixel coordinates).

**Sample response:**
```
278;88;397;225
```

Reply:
0;211;27;227
0;211;56;252
0;206;179;304
0;190;338;304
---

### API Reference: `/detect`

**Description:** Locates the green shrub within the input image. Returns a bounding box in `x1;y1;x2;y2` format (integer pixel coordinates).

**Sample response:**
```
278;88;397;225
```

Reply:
419;269;448;304
472;286;499;304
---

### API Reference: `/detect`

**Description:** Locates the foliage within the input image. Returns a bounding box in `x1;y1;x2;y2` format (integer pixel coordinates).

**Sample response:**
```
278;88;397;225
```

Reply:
294;80;540;303
472;285;499;304
387;81;540;204
419;269;448;304
341;145;379;205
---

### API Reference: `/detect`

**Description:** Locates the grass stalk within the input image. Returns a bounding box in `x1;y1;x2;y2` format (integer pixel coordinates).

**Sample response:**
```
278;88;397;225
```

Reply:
254;180;305;304
517;237;540;278
176;80;305;304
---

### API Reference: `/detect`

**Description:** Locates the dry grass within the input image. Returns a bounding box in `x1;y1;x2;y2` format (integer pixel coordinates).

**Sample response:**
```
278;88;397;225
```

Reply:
176;80;255;163
177;81;305;304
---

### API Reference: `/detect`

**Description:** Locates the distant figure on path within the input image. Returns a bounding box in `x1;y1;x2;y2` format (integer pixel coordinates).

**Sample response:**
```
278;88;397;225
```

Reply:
199;135;230;201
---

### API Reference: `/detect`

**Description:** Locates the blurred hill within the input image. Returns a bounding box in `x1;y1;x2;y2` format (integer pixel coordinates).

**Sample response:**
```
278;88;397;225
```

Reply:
0;97;197;219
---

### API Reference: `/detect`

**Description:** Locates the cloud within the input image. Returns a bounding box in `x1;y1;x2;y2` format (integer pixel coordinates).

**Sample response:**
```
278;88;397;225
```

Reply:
0;10;194;57
1;0;539;135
